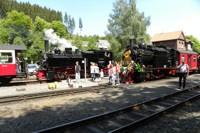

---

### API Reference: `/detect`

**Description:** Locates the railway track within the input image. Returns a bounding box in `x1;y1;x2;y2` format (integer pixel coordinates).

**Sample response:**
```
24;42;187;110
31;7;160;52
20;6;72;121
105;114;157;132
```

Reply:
0;84;108;105
35;85;200;133
0;79;46;86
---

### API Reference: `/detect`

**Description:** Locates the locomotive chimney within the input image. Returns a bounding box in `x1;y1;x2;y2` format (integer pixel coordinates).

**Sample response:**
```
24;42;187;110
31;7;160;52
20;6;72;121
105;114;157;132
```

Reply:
44;39;49;52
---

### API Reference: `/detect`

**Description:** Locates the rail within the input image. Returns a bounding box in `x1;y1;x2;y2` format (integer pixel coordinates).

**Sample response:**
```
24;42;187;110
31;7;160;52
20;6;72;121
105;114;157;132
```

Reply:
35;85;200;133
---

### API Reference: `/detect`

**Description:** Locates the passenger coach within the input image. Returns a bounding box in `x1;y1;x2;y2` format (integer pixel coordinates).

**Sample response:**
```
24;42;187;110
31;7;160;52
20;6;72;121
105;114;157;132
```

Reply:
0;45;26;83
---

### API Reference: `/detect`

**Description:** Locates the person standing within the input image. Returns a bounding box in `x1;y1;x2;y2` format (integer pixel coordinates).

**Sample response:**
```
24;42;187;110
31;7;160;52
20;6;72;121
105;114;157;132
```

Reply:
116;61;121;85
112;63;117;86
100;69;104;80
90;63;95;81
177;60;189;89
75;61;81;83
107;60;113;84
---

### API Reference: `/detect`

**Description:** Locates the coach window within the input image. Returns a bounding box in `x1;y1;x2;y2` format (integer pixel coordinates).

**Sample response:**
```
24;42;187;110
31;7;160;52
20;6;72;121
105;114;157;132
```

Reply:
0;52;13;63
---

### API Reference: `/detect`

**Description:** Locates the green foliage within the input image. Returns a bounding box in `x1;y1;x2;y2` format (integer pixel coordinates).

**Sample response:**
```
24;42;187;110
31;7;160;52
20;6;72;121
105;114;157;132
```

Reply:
13;36;24;45
0;20;9;43
106;35;123;60
107;0;150;48
186;35;200;53
72;36;83;49
2;10;33;44
24;31;44;62
34;16;50;32
51;20;68;37
0;0;62;22
71;35;99;51
86;36;98;50
0;10;45;62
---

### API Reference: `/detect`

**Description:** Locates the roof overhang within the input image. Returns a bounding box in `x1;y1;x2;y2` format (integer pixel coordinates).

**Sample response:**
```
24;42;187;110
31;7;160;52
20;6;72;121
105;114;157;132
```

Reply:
0;45;26;50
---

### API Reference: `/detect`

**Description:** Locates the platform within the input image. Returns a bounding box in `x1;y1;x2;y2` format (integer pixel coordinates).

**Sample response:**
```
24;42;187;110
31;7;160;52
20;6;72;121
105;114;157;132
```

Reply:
0;77;109;98
0;74;200;98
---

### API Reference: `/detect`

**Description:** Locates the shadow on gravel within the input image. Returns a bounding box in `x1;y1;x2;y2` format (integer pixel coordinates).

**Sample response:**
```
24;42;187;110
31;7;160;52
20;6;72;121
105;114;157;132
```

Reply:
0;77;199;133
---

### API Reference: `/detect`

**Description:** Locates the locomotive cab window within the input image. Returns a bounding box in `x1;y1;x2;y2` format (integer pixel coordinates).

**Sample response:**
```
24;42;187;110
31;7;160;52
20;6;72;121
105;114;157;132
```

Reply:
0;52;13;64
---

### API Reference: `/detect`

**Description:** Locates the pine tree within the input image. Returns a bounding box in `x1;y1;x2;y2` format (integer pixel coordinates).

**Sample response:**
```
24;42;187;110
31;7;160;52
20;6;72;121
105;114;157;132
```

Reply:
79;17;83;33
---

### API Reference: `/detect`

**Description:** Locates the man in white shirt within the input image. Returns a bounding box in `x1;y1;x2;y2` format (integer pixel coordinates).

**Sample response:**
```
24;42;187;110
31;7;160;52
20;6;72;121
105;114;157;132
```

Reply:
177;60;189;89
75;61;81;83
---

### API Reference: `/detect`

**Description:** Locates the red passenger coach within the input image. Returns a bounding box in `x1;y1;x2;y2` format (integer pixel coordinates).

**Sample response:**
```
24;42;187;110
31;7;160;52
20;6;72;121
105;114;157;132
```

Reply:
0;50;16;76
178;50;198;72
0;45;26;83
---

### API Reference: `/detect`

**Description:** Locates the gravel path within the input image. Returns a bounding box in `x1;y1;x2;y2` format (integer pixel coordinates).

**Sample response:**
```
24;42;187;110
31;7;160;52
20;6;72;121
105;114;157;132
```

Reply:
0;75;199;133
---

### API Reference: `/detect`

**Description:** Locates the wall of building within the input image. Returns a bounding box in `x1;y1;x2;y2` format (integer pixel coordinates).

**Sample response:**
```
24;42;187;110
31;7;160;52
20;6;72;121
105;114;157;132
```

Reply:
153;39;187;51
153;40;177;49
177;39;186;50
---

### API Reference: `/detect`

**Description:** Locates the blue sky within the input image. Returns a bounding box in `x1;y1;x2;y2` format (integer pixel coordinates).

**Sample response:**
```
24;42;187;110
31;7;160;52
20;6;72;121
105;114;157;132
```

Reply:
17;0;200;39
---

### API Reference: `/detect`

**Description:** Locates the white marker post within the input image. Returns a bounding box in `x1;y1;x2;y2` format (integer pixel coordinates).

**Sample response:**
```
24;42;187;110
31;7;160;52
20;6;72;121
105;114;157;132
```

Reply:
82;58;87;81
84;58;87;80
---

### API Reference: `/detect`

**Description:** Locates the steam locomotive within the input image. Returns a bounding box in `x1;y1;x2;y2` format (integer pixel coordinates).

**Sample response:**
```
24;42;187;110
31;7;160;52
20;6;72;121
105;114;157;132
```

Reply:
36;41;112;81
122;44;198;82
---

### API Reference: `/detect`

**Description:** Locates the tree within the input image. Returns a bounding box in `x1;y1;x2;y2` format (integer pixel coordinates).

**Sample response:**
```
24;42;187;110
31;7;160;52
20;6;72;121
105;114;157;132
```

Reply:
87;36;98;50
79;17;83;34
72;35;83;49
34;16;50;32
0;0;62;22
51;20;68;37
13;36;24;45
64;13;75;35
0;19;9;43
106;35;123;60
71;17;75;34
1;10;33;44
107;0;150;48
67;16;75;35
24;31;44;62
186;35;200;53
64;12;68;26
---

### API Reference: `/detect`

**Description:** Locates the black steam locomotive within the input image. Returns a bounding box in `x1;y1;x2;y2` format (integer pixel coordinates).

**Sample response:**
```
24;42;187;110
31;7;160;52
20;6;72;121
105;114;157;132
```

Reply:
123;44;198;81
129;44;178;68
36;41;112;81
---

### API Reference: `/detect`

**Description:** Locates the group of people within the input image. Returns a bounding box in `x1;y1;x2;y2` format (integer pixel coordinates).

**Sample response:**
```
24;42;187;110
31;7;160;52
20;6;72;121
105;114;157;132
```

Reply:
74;61;104;83
90;62;104;81
74;58;190;89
